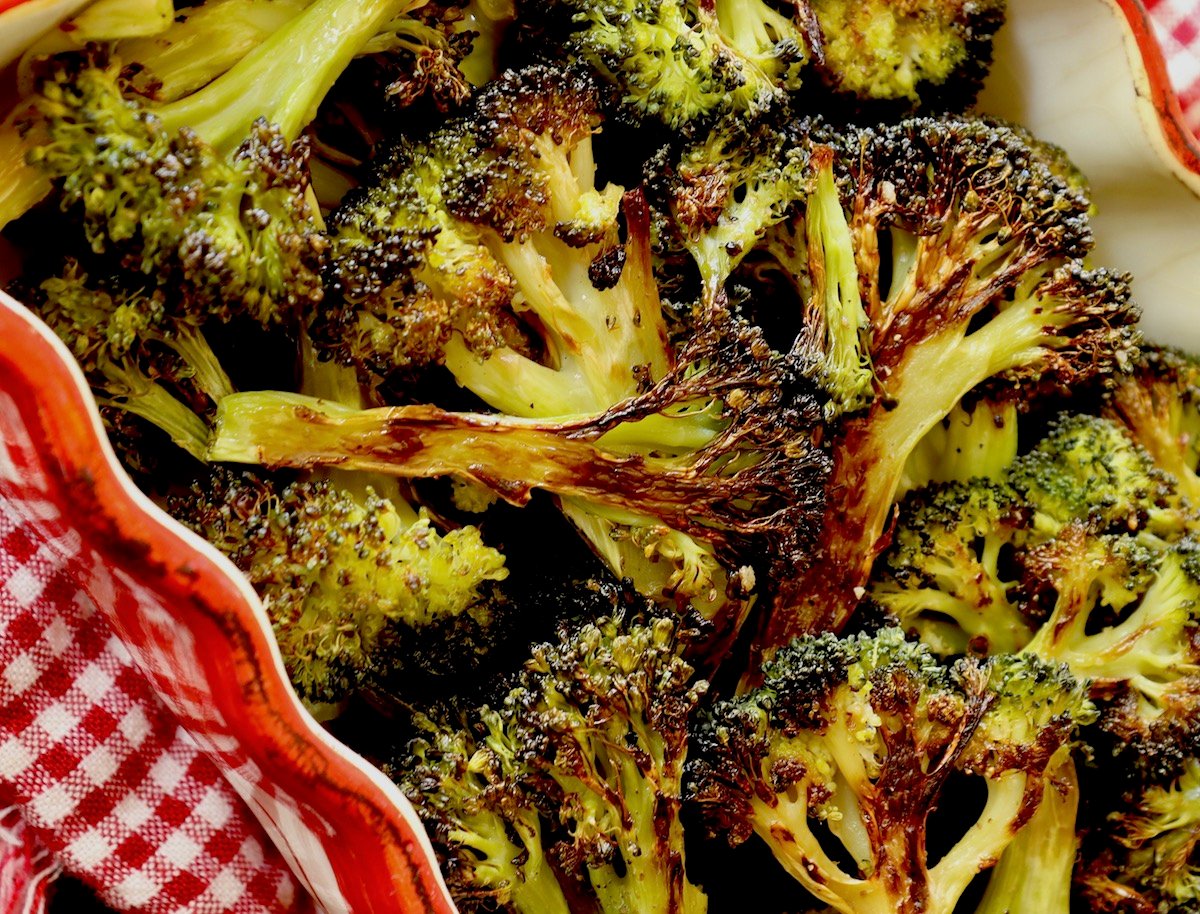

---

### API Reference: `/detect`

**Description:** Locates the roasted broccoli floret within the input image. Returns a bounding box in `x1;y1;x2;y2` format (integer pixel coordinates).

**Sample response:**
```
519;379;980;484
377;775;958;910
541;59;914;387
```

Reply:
249;65;830;637
398;612;708;914
756;116;1140;650
1105;346;1200;506
1079;758;1200;914
30;60;325;327
871;478;1036;656
1009;413;1197;545
1022;526;1200;732
691;628;1092;914
529;0;815;130
809;0;1005;105
15;261;230;462
171;469;507;706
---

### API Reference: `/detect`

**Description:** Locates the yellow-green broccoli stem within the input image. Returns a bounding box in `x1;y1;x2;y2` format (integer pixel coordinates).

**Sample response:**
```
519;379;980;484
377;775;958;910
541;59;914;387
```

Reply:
153;0;424;151
974;748;1080;914
0;104;50;231
898;399;1018;497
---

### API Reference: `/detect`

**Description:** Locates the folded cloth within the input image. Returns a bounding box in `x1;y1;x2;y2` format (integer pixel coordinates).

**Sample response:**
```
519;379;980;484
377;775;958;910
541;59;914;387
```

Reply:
1146;0;1200;134
0;497;306;913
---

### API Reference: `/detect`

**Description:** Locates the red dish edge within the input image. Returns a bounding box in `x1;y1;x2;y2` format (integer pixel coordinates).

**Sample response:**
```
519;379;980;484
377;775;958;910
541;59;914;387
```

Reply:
0;289;456;914
1111;0;1200;175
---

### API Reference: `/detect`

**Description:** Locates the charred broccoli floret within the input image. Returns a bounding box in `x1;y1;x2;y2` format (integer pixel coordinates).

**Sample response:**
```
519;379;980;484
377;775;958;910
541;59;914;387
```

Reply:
171;469;507;705
231;65;830;639
690;628;1092;914
809;0;1006;105
870;478;1036;656
1105;346;1200;506
529;0;815;130
30;60;325;326
756;116;1139;649
1079;758;1200;914
398;612;708;914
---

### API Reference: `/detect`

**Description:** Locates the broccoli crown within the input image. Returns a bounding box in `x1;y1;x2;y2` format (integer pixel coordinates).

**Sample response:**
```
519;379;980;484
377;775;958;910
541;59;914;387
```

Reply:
31;59;325;328
1080;758;1200;914
759;116;1140;647
691;627;1091;914
322;64;610;378
399;613;708;914
809;0;1005;104
171;470;507;704
871;478;1036;656
1009;413;1196;545
1106;345;1200;507
535;0;814;130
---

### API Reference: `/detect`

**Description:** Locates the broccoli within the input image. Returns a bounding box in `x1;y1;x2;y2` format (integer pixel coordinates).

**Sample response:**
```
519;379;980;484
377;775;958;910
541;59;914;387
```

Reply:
397;612;708;914
1008;413;1197;546
753;116;1139;651
808;0;1006;105
870;478;1036;656
1105;346;1200;506
267;65;830;634
898;398;1019;497
171;469;507;706
15;261;230;462
527;0;815;130
1079;758;1200;913
30;59;325;327
1022;526;1200;729
690;628;1092;914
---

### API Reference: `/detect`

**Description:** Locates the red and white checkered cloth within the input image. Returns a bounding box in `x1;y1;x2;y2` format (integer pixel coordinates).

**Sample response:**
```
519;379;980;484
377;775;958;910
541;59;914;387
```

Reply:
1147;0;1200;134
0;494;306;914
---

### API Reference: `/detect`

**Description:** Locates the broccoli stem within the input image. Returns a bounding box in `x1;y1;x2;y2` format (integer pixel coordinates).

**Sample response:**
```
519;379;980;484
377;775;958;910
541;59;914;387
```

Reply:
765;275;1095;643
155;0;422;150
99;363;211;460
974;750;1078;914
0;106;50;231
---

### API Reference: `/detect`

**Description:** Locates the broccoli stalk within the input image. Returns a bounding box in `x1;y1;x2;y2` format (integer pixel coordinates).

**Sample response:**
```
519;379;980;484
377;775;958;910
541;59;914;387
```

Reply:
898;398;1019;497
691;629;1092;914
756;117;1139;650
974;748;1080;914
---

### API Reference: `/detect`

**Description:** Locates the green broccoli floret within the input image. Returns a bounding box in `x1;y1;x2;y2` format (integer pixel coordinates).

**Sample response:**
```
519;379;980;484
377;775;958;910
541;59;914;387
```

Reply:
171;469;507;706
30;60;325;327
1009;413;1197;545
398;613;708;914
691;628;1092;914
871;478;1036;656
755;117;1139;650
809;0;1006;105
532;0;814;130
1106;346;1200;506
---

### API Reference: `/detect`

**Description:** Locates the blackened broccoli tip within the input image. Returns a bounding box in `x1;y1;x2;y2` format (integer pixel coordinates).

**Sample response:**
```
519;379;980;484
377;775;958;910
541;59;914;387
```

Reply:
398;613;708;914
30;59;325;329
759;115;1141;648
170;469;507;706
810;0;1006;106
871;478;1036;657
691;627;1089;914
1106;345;1200;506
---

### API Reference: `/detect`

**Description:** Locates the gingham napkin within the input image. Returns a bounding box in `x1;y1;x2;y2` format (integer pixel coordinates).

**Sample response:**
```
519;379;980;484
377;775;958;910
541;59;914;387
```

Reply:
1148;0;1200;134
0;464;307;913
